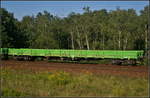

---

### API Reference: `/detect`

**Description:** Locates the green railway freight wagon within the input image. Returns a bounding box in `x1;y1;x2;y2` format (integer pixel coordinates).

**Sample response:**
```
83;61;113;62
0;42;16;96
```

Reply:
0;48;144;60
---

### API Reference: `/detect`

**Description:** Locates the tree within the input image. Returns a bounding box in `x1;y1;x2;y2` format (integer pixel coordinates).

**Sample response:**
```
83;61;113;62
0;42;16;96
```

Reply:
1;5;148;51
0;8;27;48
139;6;149;51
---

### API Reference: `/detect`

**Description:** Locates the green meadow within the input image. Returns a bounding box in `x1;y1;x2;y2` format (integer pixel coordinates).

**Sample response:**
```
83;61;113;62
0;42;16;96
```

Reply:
1;68;148;97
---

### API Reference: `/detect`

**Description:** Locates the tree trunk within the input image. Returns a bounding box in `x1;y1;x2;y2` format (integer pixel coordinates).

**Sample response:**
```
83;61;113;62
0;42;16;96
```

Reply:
103;32;105;50
123;36;128;50
85;33;90;50
113;34;116;50
92;41;96;50
76;28;82;49
118;31;121;50
145;26;147;51
70;31;74;49
77;40;81;49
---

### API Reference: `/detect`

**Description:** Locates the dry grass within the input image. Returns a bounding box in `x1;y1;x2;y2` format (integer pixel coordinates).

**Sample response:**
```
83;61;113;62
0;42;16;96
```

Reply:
1;68;148;97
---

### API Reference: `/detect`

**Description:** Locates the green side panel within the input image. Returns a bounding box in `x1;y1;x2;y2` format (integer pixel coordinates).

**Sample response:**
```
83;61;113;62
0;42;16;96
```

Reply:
8;48;25;55
48;49;61;57
102;51;123;59
86;50;97;58
59;50;88;58
60;50;71;57
22;49;31;55
4;48;144;59
8;48;48;56
74;50;87;57
101;51;139;59
31;49;48;56
122;51;137;59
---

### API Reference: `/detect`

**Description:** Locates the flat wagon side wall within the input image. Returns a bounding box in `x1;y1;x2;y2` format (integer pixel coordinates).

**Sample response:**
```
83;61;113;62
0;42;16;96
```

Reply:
0;48;144;60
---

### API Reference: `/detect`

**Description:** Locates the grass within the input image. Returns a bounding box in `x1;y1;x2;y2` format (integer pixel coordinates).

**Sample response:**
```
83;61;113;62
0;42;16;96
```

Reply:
0;68;148;97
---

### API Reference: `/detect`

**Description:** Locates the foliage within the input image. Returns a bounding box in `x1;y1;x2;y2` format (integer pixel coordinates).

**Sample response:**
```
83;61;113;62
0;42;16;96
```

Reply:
0;6;148;51
0;8;27;48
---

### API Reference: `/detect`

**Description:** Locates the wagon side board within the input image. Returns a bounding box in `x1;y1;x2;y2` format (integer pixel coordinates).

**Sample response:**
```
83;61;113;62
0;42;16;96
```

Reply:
0;48;144;60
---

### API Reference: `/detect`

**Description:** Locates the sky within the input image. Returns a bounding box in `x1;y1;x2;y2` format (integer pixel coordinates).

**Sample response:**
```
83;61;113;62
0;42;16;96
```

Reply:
1;1;149;21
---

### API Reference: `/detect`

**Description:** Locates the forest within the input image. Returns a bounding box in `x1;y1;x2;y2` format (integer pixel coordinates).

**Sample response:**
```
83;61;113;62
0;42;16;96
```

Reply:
0;6;149;51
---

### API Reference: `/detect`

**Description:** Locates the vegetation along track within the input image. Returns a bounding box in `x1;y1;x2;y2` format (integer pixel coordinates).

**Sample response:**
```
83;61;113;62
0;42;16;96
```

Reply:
1;60;148;78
